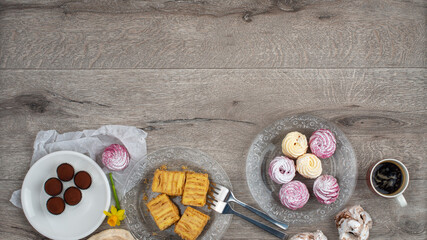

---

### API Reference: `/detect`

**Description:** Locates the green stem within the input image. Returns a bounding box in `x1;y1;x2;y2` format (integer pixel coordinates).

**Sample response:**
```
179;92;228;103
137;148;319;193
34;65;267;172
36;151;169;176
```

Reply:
109;173;121;210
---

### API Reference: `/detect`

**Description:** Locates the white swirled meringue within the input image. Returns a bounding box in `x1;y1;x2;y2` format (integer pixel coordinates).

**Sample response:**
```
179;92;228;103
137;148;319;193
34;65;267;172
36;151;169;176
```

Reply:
282;131;308;159
289;230;328;240
296;153;322;179
268;156;296;184
335;205;372;240
102;144;130;171
313;175;340;204
309;129;336;159
279;180;309;210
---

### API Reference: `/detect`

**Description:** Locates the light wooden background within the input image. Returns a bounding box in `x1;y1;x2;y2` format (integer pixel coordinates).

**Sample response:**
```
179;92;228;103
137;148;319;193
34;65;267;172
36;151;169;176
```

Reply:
0;0;426;239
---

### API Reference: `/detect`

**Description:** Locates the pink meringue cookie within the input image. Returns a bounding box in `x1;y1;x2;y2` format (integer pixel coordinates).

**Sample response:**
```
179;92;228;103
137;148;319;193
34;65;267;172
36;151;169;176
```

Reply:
268;156;296;184
309;129;336;159
313;175;340;204
102;144;130;171
279;180;309;210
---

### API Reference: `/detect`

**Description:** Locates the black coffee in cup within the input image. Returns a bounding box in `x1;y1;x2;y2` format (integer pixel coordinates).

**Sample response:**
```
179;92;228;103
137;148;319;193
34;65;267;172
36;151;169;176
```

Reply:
372;161;403;195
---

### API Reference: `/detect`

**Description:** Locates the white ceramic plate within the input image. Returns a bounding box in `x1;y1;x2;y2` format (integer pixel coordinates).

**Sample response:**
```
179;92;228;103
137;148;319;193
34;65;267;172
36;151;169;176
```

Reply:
21;151;111;240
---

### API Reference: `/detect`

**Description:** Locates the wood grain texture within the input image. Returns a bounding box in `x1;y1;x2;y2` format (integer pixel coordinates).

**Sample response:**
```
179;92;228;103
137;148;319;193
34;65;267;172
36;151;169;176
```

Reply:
0;69;425;179
0;0;426;69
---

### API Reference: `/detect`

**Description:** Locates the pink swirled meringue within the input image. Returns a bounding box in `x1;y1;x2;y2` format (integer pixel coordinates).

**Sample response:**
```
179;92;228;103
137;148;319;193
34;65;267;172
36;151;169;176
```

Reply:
102;144;130;171
279;180;309;210
313;175;340;204
309;129;336;159
269;156;296;184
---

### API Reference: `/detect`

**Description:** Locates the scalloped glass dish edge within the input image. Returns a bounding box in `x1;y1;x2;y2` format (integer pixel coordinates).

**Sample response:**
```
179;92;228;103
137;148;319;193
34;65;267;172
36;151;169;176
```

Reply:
123;146;233;240
245;115;357;225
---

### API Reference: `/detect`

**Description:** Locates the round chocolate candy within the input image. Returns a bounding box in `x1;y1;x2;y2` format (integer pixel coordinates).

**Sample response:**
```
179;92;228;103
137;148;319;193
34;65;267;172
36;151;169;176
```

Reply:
74;171;92;190
44;177;63;196
57;163;74;181
46;197;65;215
64;187;82;206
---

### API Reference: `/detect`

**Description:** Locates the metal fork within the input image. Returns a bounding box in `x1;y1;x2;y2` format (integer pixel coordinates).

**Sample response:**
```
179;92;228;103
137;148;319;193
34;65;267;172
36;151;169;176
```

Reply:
210;183;289;230
207;196;288;239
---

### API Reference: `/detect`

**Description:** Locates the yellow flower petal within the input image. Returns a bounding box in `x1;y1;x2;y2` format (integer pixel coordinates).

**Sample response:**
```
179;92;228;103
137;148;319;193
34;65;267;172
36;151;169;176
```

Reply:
117;209;125;218
111;205;117;215
104;205;125;227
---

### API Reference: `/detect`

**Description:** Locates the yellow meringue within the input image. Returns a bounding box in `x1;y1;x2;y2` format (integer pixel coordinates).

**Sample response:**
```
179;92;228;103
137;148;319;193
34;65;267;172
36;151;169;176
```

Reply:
296;153;322;179
282;131;308;159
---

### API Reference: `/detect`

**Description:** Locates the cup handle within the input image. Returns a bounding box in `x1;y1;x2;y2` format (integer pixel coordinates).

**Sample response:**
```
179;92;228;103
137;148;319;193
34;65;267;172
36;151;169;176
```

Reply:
395;194;407;207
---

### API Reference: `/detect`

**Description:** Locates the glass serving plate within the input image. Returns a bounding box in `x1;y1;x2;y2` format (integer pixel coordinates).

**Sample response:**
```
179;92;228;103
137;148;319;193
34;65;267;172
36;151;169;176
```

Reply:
123;147;232;240
246;115;357;225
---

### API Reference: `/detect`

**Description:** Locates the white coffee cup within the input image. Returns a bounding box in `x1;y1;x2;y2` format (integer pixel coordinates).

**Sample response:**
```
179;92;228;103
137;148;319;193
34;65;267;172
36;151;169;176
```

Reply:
367;159;409;207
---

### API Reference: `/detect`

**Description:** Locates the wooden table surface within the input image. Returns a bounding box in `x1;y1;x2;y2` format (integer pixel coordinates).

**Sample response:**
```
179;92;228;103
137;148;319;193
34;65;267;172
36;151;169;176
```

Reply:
0;0;426;239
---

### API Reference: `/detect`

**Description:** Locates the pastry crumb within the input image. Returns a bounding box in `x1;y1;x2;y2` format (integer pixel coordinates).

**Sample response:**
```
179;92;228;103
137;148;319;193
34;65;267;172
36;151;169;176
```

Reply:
143;193;148;201
181;165;188;170
160;165;167;170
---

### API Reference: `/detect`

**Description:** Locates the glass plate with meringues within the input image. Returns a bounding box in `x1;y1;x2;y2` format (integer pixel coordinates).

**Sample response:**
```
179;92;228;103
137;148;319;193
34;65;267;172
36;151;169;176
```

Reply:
246;115;357;225
123;147;232;240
